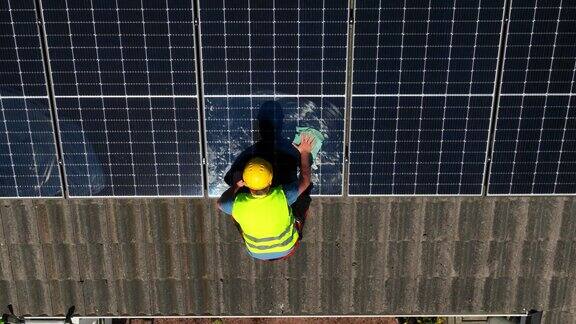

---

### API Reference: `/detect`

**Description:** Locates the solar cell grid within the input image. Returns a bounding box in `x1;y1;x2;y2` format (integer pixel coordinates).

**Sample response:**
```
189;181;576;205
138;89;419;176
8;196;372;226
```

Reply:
489;0;576;195
349;0;504;195
0;0;47;97
349;95;492;195
199;0;349;196
352;0;503;95
200;0;349;96
500;0;576;94
204;96;345;196
0;0;62;198
56;96;203;196
42;0;197;96
41;0;204;197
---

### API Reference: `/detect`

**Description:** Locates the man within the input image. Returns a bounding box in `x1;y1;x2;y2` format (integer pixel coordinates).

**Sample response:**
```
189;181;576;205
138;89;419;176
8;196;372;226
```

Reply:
217;134;315;261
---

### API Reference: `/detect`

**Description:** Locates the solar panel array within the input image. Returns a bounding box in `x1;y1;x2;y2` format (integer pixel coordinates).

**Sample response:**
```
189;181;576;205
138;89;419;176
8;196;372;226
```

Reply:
349;0;504;195
0;0;62;197
199;0;349;196
1;0;575;198
489;0;576;195
41;0;204;196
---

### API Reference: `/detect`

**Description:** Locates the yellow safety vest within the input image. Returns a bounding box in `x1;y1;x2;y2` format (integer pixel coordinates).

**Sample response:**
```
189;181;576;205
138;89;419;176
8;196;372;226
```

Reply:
232;186;299;255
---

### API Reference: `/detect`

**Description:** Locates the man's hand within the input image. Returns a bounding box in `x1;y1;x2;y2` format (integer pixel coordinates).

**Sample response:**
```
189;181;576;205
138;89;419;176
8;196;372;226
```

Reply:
233;170;245;188
294;134;314;195
294;134;315;154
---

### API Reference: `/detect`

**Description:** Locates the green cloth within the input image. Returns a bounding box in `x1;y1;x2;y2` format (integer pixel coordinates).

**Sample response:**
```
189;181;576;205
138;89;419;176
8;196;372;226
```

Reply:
292;127;325;162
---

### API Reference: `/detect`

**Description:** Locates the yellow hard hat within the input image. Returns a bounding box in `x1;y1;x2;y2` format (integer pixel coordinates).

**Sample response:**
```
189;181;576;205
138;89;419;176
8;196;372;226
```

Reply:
243;157;273;190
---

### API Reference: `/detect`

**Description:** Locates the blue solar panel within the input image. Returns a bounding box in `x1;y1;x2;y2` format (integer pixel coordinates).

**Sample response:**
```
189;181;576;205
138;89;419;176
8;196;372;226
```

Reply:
349;95;492;195
199;0;349;196
42;0;198;96
41;0;204;197
55;96;203;196
489;95;576;194
0;0;62;198
349;0;504;195
489;0;576;195
500;0;576;94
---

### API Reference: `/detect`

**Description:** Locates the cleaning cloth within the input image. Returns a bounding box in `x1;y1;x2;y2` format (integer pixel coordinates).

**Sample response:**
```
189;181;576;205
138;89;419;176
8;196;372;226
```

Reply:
292;127;325;162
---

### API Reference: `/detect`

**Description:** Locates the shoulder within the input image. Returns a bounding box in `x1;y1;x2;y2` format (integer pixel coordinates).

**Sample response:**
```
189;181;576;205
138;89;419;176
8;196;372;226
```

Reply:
281;181;300;205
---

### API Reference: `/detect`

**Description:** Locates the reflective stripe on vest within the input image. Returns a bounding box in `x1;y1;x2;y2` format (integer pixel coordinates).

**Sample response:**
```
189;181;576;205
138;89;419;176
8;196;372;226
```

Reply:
232;186;299;254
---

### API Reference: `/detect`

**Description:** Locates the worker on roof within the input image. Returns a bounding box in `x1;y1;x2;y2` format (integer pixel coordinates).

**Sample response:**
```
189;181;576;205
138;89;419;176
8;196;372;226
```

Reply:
217;134;315;261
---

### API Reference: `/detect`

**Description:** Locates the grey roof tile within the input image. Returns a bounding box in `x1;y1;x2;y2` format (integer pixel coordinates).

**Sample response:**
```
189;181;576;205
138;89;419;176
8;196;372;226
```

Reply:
182;278;219;315
492;199;530;242
417;277;453;313
145;243;182;279
81;279;117;315
47;280;84;316
9;244;47;281
525;198;564;240
453;241;490;277
450;277;483;313
419;242;454;278
553;241;576;276
143;199;184;244
559;198;576;241
0;196;574;320
482;277;514;311
458;200;494;241
150;279;185;315
352;199;389;242
72;200;109;244
107;200;144;243
180;242;215;280
0;242;13;281
384;277;419;313
388;199;425;241
35;200;74;244
1;201;39;244
41;244;80;281
76;243;113;280
115;279;152;315
118;243;150;280
14;279;52;316
0;280;19;312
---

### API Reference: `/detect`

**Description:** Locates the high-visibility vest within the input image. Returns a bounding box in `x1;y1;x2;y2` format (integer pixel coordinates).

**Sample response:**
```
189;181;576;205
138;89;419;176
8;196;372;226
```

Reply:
232;186;299;255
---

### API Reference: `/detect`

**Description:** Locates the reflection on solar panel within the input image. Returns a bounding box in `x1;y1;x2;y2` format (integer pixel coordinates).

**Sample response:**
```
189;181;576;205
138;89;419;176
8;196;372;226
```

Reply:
0;0;62;197
199;0;349;196
349;0;504;195
489;0;576;194
41;0;204;196
204;96;345;196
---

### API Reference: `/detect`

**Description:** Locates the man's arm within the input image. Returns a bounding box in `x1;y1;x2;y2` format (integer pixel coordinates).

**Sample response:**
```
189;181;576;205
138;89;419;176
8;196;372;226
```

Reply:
217;171;245;214
294;134;315;195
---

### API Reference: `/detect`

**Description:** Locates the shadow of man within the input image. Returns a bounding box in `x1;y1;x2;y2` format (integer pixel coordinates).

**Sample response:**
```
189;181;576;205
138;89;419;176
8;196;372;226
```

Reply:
223;100;312;236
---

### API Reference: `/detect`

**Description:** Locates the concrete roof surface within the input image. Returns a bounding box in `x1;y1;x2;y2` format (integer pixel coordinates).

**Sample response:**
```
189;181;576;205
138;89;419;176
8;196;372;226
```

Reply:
0;197;574;324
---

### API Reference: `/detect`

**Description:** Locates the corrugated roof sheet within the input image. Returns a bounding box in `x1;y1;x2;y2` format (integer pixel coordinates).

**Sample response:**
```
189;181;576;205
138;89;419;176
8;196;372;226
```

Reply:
0;197;574;323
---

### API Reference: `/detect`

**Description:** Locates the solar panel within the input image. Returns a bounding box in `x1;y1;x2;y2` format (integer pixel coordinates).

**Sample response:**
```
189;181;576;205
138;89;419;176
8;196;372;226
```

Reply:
199;0;349;196
41;0;204;196
0;0;63;198
488;0;576;195
349;0;504;195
